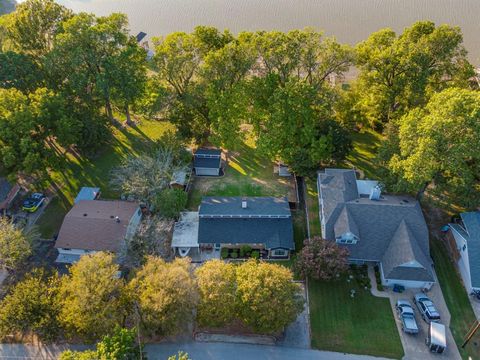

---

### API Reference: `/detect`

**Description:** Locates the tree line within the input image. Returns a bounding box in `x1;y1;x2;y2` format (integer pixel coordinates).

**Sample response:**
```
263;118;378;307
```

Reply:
0;253;303;343
1;0;479;205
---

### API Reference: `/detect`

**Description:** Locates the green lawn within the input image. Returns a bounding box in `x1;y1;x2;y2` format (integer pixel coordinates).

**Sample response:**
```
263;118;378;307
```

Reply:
309;276;404;359
430;239;480;359
345;129;383;179
305;177;321;237
36;119;174;238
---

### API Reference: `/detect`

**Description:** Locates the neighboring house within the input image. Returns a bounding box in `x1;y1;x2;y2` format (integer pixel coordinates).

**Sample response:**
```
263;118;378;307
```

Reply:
74;187;101;204
55;200;142;263
194;148;222;176
0;178;20;215
449;212;480;294
172;196;295;259
318;168;434;289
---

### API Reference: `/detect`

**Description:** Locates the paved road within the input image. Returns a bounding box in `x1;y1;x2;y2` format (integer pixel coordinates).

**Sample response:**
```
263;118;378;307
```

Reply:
0;342;393;360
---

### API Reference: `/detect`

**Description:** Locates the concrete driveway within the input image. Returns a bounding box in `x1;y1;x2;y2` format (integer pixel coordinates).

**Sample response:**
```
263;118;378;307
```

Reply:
368;267;461;360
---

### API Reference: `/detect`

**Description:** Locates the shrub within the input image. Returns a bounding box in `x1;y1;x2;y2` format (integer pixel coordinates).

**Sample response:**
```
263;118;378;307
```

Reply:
239;245;253;257
251;250;260;259
230;250;238;259
152;188;187;219
221;248;228;259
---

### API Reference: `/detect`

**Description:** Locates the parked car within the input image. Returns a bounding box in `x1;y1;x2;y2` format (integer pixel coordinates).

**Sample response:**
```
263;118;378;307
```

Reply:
396;299;419;334
22;193;45;213
414;293;441;323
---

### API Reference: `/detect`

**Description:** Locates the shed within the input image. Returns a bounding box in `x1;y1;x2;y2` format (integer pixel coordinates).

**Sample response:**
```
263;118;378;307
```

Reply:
194;148;222;176
74;187;101;204
170;170;187;189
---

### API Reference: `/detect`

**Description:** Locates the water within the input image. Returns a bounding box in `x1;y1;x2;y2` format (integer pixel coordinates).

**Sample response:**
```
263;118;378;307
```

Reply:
55;0;480;65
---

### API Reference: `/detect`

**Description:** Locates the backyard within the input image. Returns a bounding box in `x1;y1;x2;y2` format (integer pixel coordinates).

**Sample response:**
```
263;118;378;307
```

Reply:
36;119;174;238
308;273;404;359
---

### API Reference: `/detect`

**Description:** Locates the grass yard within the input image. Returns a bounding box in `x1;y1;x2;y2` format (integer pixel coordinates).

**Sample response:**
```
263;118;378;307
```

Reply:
345;129;383;180
186;134;294;210
305;177;321;237
309;276;404;359
36;119;174;238
430;238;480;359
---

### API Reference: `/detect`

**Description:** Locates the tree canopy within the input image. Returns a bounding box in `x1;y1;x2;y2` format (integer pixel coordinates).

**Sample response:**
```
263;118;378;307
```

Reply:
0;217;33;271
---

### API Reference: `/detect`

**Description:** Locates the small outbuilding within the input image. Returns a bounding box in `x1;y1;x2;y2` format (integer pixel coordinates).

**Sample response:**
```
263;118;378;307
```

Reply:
170;170;188;190
0;178;20;215
193;148;222;176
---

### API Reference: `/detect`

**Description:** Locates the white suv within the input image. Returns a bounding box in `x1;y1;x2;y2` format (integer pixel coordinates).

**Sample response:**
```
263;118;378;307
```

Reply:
413;293;441;323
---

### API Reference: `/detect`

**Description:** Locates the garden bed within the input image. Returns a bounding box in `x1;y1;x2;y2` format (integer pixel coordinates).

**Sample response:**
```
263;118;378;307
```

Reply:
220;246;264;260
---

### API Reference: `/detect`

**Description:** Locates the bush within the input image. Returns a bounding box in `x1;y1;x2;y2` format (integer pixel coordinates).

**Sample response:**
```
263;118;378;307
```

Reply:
239;245;252;257
251;250;260;259
221;248;229;259
230;250;238;259
152;188;187;219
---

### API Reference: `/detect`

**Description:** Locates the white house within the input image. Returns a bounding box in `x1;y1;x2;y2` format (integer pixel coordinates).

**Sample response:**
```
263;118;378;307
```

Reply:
55;200;142;263
449;212;480;294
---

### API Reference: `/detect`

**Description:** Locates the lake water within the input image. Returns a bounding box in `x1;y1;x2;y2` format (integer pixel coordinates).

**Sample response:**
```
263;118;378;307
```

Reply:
56;0;480;65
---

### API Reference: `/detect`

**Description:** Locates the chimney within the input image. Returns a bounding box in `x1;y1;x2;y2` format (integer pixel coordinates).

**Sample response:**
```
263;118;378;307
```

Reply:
115;216;120;223
241;198;247;209
369;185;381;201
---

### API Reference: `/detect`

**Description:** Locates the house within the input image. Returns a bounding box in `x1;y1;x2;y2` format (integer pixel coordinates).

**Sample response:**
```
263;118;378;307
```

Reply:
55;200;142;263
0;178;20;215
449;212;480;294
318;168;434;289
193;148;222;176
172;196;295;259
74;187;100;204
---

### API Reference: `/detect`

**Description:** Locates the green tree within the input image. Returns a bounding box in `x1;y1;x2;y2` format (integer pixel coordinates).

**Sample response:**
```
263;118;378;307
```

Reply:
0;217;33;271
129;257;198;336
0;51;42;92
0;269;62;342
195;259;237;327
236;260;303;333
59;252;126;341
168;352;191;360
355;21;473;128
390;88;480;207
152;188;187;219
59;350;98;360
4;0;71;56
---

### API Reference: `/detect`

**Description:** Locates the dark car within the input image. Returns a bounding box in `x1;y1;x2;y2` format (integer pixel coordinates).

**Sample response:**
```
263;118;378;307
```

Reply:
22;193;45;213
414;293;441;323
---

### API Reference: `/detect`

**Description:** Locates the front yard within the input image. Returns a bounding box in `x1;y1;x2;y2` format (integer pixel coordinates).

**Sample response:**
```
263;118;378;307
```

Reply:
309;272;404;359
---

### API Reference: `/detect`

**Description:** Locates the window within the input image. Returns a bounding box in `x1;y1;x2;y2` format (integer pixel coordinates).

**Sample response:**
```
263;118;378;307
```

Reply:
336;232;359;245
463;244;467;251
272;249;287;257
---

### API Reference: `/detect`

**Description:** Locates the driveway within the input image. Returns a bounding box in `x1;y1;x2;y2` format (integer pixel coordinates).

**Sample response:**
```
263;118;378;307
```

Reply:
278;282;310;348
0;343;394;360
368;267;461;360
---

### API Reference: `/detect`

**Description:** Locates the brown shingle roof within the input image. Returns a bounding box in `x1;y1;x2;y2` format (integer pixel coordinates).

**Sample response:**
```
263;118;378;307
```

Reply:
55;200;139;252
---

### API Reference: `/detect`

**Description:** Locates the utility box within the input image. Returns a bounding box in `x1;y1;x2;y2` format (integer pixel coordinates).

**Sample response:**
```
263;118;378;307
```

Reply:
426;322;446;354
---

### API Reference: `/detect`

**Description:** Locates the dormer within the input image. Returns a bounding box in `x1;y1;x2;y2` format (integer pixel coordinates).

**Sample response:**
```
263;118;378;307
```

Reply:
334;206;360;245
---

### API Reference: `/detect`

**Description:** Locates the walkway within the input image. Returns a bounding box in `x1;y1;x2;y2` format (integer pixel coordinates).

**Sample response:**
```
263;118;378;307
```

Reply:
0;342;394;360
368;265;461;360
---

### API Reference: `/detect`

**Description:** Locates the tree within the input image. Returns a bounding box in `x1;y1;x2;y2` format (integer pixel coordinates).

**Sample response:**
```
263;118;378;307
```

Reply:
59;252;126;341
0;51;42;92
294;237;349;281
235;260;303;333
355;21;474;128
389;88;480;207
0;269;62;342
152;188;187;219
4;0;71;56
252;78;352;176
129;257;197;335
0;217;33;271
168;352;191;360
58;327;145;360
195;259;237;327
110;148;188;204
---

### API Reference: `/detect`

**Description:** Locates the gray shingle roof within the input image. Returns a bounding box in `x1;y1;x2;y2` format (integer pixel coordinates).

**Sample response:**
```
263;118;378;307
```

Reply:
318;168;433;282
0;178;12;202
195;148;221;157
454;212;480;288
194;157;221;169
198;197;294;249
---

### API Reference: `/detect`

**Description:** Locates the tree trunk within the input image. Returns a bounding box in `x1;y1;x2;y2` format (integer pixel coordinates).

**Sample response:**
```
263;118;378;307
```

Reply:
105;99;114;123
125;103;134;126
416;181;430;201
